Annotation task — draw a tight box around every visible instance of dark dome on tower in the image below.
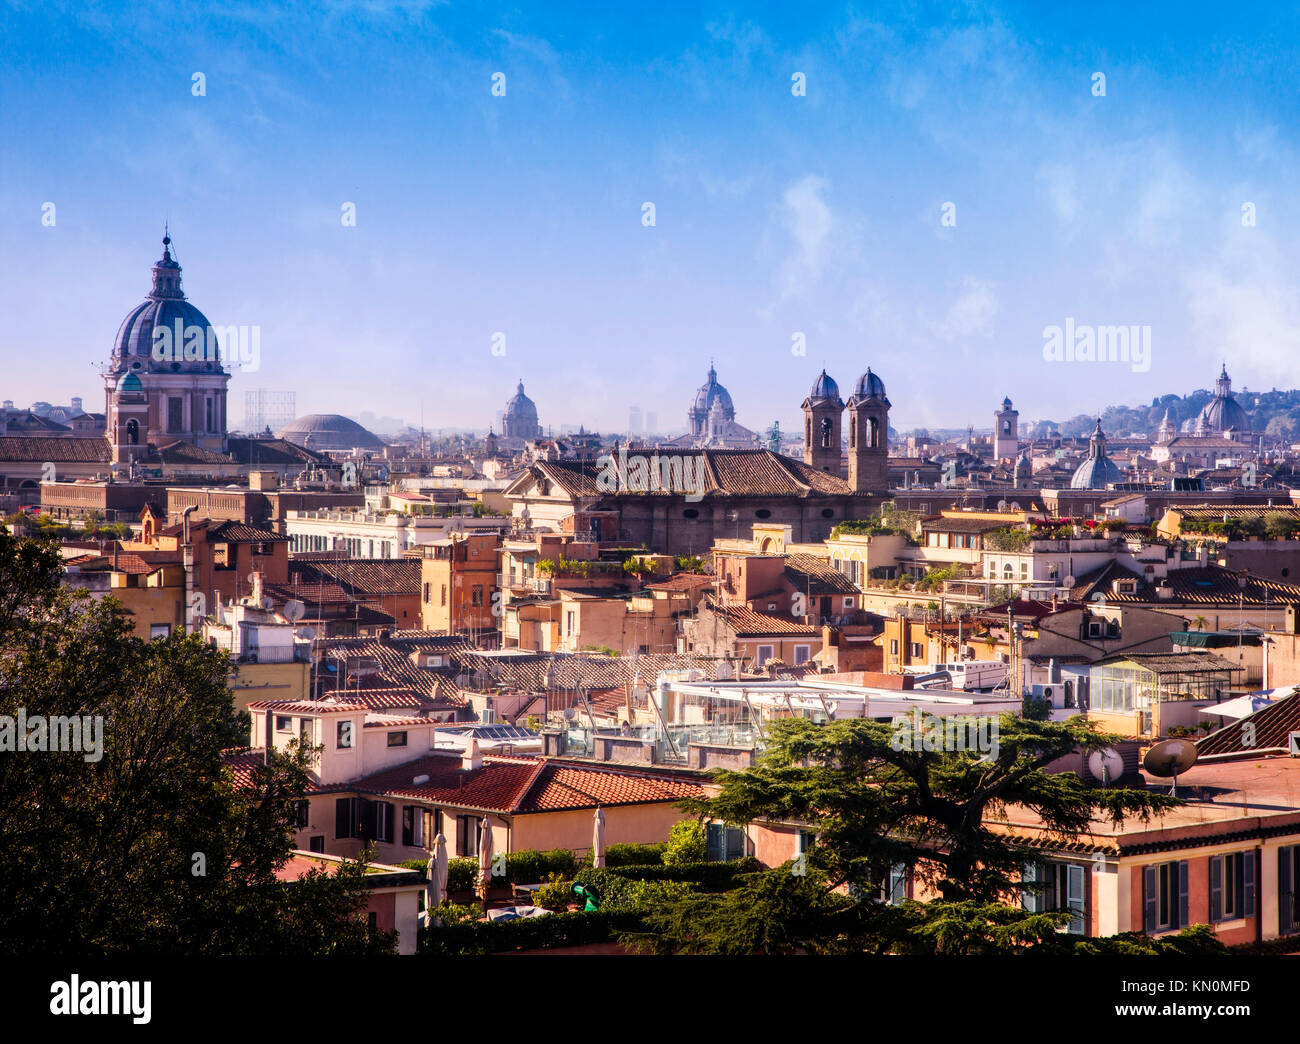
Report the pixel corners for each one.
[807,369,840,402]
[849,367,889,404]
[111,232,226,375]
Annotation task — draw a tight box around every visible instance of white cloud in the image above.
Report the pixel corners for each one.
[933,279,999,341]
[776,174,833,299]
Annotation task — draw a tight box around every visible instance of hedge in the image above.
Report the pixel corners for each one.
[397,850,581,890]
[418,910,647,955]
[604,842,667,867]
[592,857,762,891]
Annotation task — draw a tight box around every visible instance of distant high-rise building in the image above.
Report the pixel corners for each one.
[645,411,657,434]
[628,406,642,435]
[244,390,296,435]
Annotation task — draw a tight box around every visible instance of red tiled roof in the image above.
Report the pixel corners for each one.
[646,572,715,592]
[222,748,266,789]
[246,699,365,713]
[348,752,705,814]
[706,599,820,637]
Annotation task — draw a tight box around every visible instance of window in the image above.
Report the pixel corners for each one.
[843,597,854,610]
[423,582,430,603]
[387,731,408,747]
[1023,861,1086,934]
[1282,845,1299,936]
[440,584,447,606]
[1143,860,1188,934]
[471,585,483,607]
[168,397,183,433]
[336,720,354,749]
[706,823,745,862]
[335,797,359,840]
[275,715,293,732]
[402,805,425,848]
[874,863,908,905]
[309,835,325,853]
[293,801,310,829]
[890,639,899,656]
[456,815,482,857]
[299,717,313,747]
[1210,851,1256,923]
[755,645,774,667]
[149,624,170,639]
[374,802,394,843]
[793,645,811,665]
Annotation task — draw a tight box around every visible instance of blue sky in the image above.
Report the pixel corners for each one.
[3,1,1300,436]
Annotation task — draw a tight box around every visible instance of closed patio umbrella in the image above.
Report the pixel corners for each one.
[477,816,494,901]
[591,806,606,869]
[425,833,448,927]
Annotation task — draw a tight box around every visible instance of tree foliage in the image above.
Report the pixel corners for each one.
[0,527,394,956]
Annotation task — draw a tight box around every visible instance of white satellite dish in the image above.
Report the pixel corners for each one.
[1087,747,1124,786]
[283,599,306,622]
[1062,575,1076,589]
[295,626,316,640]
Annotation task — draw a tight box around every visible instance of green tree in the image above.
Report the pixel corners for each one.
[0,527,395,956]
[635,715,1180,953]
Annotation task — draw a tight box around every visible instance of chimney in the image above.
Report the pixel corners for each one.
[462,737,483,772]
[250,570,264,607]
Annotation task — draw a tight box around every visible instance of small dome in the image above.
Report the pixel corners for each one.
[807,369,840,401]
[277,414,385,450]
[850,368,887,401]
[1070,421,1124,489]
[115,372,144,393]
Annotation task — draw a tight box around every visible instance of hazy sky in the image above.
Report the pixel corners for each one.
[3,1,1300,436]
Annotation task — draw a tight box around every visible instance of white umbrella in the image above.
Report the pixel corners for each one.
[1201,694,1274,720]
[591,806,606,869]
[477,816,494,900]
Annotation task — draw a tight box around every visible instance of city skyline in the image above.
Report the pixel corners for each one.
[5,3,1300,435]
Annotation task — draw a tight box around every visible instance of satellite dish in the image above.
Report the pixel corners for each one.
[261,596,275,611]
[1087,747,1124,786]
[295,626,315,640]
[283,599,306,622]
[1143,739,1199,796]
[1062,575,1076,589]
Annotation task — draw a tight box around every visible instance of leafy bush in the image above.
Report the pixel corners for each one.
[446,858,478,893]
[530,873,575,912]
[605,842,666,867]
[664,820,706,866]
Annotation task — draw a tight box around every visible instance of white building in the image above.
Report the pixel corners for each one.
[284,508,508,560]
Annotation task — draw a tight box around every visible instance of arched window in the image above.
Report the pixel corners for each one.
[1003,564,1014,580]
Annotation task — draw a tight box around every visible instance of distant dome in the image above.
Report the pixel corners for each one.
[277,414,385,451]
[850,368,888,402]
[691,364,734,417]
[807,369,840,402]
[1071,420,1125,489]
[502,380,542,439]
[1198,365,1250,435]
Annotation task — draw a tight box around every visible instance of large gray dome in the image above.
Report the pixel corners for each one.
[277,414,385,451]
